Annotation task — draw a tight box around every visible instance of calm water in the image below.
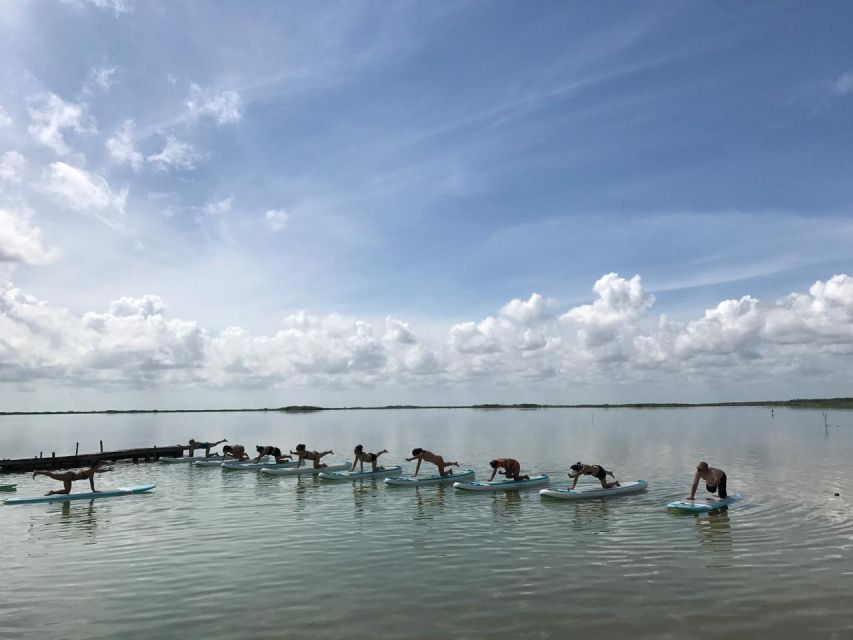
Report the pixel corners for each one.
[1,408,852,640]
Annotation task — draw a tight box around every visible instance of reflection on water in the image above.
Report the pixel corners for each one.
[2,407,853,640]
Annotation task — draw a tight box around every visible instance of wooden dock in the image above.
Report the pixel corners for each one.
[0,445,187,474]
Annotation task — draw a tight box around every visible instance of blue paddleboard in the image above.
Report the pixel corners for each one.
[318,466,402,481]
[3,484,156,505]
[384,469,475,486]
[666,494,742,512]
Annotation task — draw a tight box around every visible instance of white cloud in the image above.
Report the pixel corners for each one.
[187,85,243,125]
[832,71,853,96]
[0,208,56,265]
[105,120,144,171]
[0,105,12,128]
[264,208,289,232]
[27,93,94,155]
[44,162,128,229]
[90,65,119,90]
[147,136,199,171]
[61,0,134,16]
[0,151,27,183]
[204,197,232,216]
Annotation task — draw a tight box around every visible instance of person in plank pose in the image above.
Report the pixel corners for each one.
[222,444,249,461]
[687,461,727,499]
[32,460,107,495]
[488,458,529,482]
[352,445,388,472]
[406,448,459,477]
[188,438,227,457]
[569,462,620,489]
[255,445,291,463]
[291,444,334,468]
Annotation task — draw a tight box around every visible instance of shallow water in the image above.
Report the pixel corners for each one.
[1,408,852,639]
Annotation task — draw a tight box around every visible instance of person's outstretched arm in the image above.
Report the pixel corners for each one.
[688,472,700,499]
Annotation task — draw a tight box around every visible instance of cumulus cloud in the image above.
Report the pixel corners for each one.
[0,208,56,265]
[0,273,852,393]
[27,93,94,155]
[61,0,134,15]
[44,162,128,229]
[204,197,232,216]
[187,85,243,125]
[147,136,199,171]
[0,151,27,183]
[264,208,289,232]
[0,105,12,128]
[106,120,143,171]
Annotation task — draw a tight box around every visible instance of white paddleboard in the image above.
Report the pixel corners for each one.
[454,475,549,491]
[4,484,156,505]
[221,459,296,471]
[160,455,220,464]
[318,466,402,481]
[260,463,350,476]
[384,469,475,486]
[540,480,647,500]
[193,458,241,467]
[667,494,742,512]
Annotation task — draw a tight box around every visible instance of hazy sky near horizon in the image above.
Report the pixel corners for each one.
[1,0,852,410]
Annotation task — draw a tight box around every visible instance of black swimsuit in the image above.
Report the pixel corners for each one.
[591,465,608,481]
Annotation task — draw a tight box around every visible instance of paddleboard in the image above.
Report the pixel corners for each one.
[666,494,742,512]
[0,484,17,492]
[160,455,220,464]
[221,460,296,471]
[259,463,350,476]
[193,458,241,467]
[540,480,647,500]
[318,466,402,481]
[384,469,475,486]
[454,475,549,491]
[3,484,156,505]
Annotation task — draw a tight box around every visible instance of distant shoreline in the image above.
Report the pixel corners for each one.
[1,397,851,416]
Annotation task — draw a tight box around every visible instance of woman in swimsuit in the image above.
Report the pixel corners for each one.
[290,444,334,469]
[488,458,529,481]
[255,445,291,463]
[222,444,249,461]
[569,462,620,489]
[406,448,459,477]
[188,438,227,457]
[33,460,105,495]
[352,445,388,472]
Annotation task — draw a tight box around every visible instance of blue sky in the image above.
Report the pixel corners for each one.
[1,1,852,409]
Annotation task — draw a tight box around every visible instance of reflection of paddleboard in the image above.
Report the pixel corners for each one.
[160,455,219,464]
[384,469,475,486]
[454,475,549,491]
[260,463,350,476]
[666,494,742,512]
[540,480,647,500]
[221,460,296,471]
[0,484,17,492]
[318,466,402,481]
[4,484,156,505]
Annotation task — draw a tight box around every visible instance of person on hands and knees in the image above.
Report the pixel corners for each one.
[488,458,529,481]
[405,448,459,477]
[568,462,620,489]
[352,445,388,472]
[688,461,727,500]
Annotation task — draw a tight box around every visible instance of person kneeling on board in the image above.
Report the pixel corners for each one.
[406,448,459,477]
[291,444,334,469]
[188,438,227,457]
[33,460,108,496]
[222,444,249,461]
[352,445,388,472]
[688,461,727,500]
[255,445,291,463]
[569,462,620,489]
[488,458,529,481]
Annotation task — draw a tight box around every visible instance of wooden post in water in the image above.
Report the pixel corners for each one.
[75,442,79,455]
[100,440,104,453]
[51,452,55,458]
[39,451,43,458]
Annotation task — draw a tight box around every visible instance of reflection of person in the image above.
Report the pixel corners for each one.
[188,438,227,457]
[688,461,727,499]
[406,448,458,477]
[352,445,388,472]
[33,460,105,495]
[255,445,291,463]
[291,444,334,468]
[488,458,529,481]
[222,444,249,461]
[569,462,620,489]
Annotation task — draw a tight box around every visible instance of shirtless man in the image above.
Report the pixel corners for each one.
[352,445,388,472]
[688,461,728,499]
[222,444,249,461]
[406,448,459,477]
[290,444,334,469]
[569,462,620,489]
[489,458,529,481]
[188,438,227,457]
[33,460,105,495]
[255,445,291,463]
